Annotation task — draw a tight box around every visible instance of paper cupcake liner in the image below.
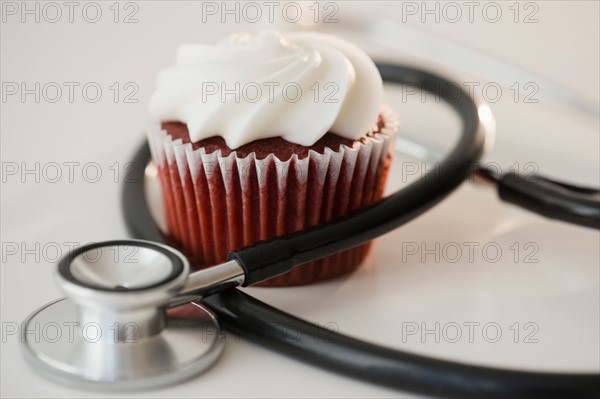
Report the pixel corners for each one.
[147,107,398,286]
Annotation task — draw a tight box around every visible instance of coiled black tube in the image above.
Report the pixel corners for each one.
[201,290,599,399]
[123,63,600,398]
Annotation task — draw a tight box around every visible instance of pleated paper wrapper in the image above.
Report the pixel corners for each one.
[147,108,398,286]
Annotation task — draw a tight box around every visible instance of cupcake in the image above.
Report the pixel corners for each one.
[147,31,398,286]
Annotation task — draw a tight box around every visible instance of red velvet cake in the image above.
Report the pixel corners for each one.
[147,31,399,285]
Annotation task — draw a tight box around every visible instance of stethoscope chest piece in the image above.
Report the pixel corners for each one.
[21,240,224,391]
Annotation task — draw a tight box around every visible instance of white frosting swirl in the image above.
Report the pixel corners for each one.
[148,31,383,148]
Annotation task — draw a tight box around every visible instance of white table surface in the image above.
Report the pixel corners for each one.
[1,1,599,398]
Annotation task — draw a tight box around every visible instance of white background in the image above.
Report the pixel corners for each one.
[1,1,599,398]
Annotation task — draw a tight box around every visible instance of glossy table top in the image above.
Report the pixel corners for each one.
[2,2,599,397]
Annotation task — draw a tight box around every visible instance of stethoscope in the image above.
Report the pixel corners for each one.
[21,64,600,398]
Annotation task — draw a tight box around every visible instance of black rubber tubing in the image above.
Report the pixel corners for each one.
[497,171,600,229]
[122,63,600,398]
